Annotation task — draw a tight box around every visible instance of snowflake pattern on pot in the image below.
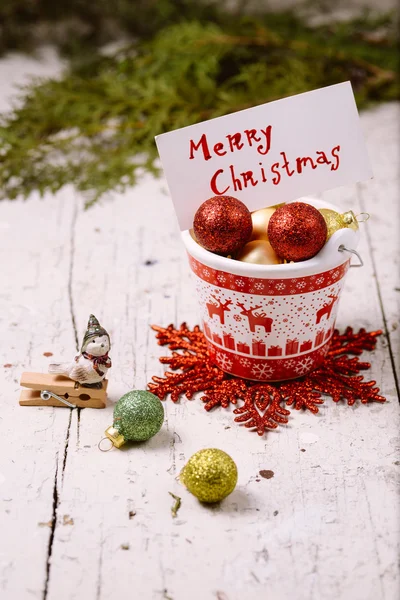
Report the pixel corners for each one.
[188,255,349,296]
[251,363,275,379]
[189,254,350,381]
[215,352,233,371]
[293,356,316,376]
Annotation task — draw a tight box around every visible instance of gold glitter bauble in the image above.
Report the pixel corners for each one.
[237,239,281,265]
[180,448,238,503]
[250,207,276,241]
[319,208,359,240]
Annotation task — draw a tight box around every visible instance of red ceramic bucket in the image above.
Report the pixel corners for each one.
[182,198,359,382]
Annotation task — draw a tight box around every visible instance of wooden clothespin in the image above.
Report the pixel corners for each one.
[19,372,107,409]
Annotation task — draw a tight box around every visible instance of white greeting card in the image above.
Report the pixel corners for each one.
[155,82,372,230]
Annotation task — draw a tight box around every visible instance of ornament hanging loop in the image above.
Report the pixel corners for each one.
[338,245,364,267]
[98,437,114,452]
[356,212,370,223]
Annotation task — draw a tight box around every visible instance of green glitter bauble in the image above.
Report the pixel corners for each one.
[180,448,238,503]
[113,390,164,442]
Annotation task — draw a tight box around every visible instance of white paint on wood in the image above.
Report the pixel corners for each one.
[0,51,398,600]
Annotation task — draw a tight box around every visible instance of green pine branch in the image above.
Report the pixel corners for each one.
[0,15,398,205]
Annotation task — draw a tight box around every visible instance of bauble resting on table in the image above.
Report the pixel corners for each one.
[104,390,165,448]
[180,448,238,503]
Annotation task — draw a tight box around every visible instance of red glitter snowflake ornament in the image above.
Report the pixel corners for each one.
[232,385,290,436]
[148,324,223,403]
[149,324,386,437]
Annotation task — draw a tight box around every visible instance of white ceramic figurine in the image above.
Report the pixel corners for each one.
[49,315,112,388]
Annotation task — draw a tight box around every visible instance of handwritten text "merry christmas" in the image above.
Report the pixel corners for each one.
[189,127,340,195]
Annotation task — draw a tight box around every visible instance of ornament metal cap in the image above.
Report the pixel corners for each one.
[105,425,125,448]
[342,210,359,230]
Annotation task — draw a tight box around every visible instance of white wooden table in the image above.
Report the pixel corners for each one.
[0,51,399,600]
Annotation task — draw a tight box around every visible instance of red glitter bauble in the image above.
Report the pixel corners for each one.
[193,196,253,255]
[267,202,327,262]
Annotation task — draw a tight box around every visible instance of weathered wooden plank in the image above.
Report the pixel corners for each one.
[0,190,78,600]
[358,104,400,380]
[0,47,76,600]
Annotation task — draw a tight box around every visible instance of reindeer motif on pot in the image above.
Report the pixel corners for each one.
[236,301,273,333]
[206,295,232,325]
[316,294,338,324]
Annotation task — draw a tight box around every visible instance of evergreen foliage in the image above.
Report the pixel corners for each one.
[0,9,397,205]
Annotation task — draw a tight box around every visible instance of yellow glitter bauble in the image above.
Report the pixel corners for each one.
[180,448,238,503]
[319,208,359,240]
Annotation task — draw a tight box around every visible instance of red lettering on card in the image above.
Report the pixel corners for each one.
[189,133,211,161]
[210,169,230,195]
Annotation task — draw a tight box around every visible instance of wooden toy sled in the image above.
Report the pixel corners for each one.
[19,372,107,409]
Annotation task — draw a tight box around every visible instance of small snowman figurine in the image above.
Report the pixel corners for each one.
[49,315,111,388]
